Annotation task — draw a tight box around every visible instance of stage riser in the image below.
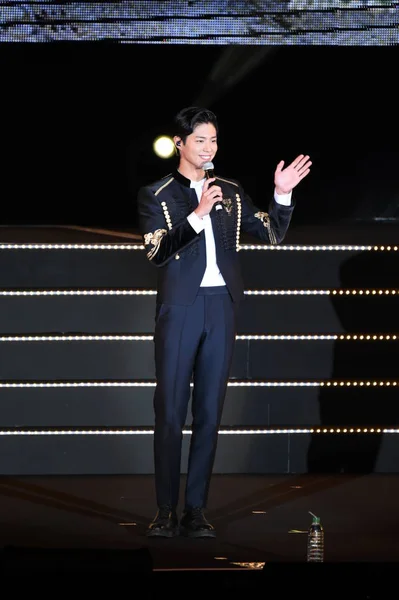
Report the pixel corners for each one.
[0,338,397,379]
[0,433,396,475]
[0,295,397,334]
[0,241,397,475]
[0,247,397,289]
[0,386,396,428]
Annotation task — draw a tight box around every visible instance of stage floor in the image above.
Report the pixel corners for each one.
[1,472,399,566]
[3,473,398,598]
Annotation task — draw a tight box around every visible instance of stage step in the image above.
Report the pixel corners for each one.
[0,430,397,475]
[0,237,397,474]
[0,384,396,428]
[0,336,397,380]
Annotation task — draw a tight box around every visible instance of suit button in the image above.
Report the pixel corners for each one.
[175,254,180,260]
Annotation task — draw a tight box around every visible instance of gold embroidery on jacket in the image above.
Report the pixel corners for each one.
[160,201,172,230]
[254,212,277,245]
[217,176,239,187]
[154,177,174,196]
[222,197,233,215]
[144,228,167,260]
[236,193,242,251]
[150,177,181,260]
[154,178,174,231]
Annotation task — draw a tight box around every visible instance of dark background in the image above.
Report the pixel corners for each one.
[0,42,398,229]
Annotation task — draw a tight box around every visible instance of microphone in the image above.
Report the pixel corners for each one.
[203,161,223,211]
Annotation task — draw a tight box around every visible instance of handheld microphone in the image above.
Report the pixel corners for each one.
[203,161,223,211]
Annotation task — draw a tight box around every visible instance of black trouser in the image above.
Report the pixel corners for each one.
[153,286,236,509]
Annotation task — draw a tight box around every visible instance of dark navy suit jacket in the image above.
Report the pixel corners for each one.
[137,170,295,306]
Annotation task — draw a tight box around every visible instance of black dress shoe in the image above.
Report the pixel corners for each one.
[179,507,216,539]
[146,505,179,538]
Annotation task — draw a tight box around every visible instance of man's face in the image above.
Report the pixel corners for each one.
[177,122,218,171]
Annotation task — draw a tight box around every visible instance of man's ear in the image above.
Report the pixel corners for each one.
[173,137,182,155]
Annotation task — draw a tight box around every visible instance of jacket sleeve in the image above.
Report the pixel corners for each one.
[239,185,295,245]
[136,184,200,267]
